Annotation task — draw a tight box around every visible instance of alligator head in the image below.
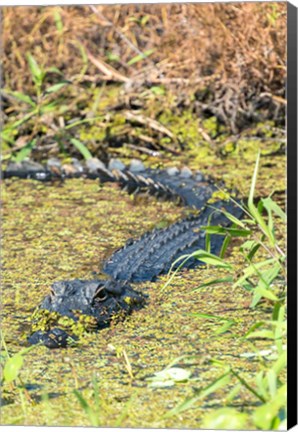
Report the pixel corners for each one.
[28,279,145,348]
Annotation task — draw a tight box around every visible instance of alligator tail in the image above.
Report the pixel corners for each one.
[96,167,183,204]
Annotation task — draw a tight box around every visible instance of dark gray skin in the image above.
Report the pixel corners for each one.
[27,328,75,349]
[41,279,145,322]
[28,279,145,348]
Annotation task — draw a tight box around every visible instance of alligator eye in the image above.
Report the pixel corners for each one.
[93,286,108,302]
[50,289,56,297]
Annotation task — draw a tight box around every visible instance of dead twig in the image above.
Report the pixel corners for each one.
[125,143,162,157]
[84,45,130,83]
[124,111,175,140]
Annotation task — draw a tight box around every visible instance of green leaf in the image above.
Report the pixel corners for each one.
[5,109,38,131]
[251,287,278,307]
[188,312,235,334]
[53,8,64,33]
[1,129,15,145]
[221,210,247,228]
[240,240,257,250]
[202,408,248,430]
[204,210,215,252]
[27,53,44,85]
[262,197,286,222]
[40,102,59,113]
[233,258,281,288]
[240,239,261,261]
[202,226,251,236]
[3,354,24,383]
[274,306,286,354]
[5,90,36,107]
[253,384,286,430]
[191,250,233,269]
[114,394,136,427]
[250,291,262,308]
[257,198,264,214]
[151,86,165,96]
[64,116,104,130]
[267,369,277,398]
[246,329,275,339]
[250,263,281,307]
[46,66,63,75]
[230,368,266,403]
[248,152,276,245]
[268,207,275,238]
[272,350,287,376]
[255,370,268,399]
[140,15,150,26]
[73,390,100,427]
[242,321,265,339]
[188,312,232,322]
[106,52,120,62]
[163,371,231,418]
[259,264,281,287]
[70,138,93,160]
[162,250,232,293]
[73,388,89,408]
[220,234,231,258]
[272,302,282,320]
[205,230,211,253]
[91,374,100,412]
[14,139,37,162]
[241,218,256,225]
[225,383,242,403]
[248,150,260,205]
[75,42,88,79]
[190,370,231,400]
[1,344,36,384]
[44,82,68,94]
[127,49,155,66]
[215,320,236,335]
[192,276,233,291]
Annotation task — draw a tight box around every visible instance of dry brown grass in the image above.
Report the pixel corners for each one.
[3,3,286,131]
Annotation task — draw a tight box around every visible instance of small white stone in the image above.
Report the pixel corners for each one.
[86,157,105,172]
[22,160,44,171]
[47,158,62,169]
[72,158,84,172]
[129,159,145,173]
[180,166,192,178]
[166,167,180,176]
[108,158,126,171]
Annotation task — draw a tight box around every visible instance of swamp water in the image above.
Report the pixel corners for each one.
[1,151,284,427]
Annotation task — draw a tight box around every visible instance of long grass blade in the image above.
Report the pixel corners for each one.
[163,371,231,418]
[192,276,233,291]
[70,138,93,160]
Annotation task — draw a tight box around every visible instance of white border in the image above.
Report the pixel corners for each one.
[0,0,294,6]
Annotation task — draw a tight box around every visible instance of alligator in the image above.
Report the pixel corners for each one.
[3,158,243,348]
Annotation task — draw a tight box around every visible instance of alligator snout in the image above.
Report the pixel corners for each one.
[28,278,145,348]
